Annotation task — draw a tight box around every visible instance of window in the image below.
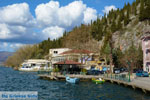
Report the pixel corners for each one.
[54,51,58,54]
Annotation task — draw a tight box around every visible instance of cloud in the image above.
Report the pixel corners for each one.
[42,26,65,40]
[0,3,35,26]
[35,0,97,28]
[0,42,25,51]
[0,3,39,43]
[0,24,12,39]
[102,5,117,14]
[0,1,98,51]
[83,7,97,24]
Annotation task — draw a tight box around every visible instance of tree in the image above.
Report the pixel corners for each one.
[91,18,104,40]
[113,48,124,68]
[119,10,124,22]
[139,0,144,21]
[132,1,137,15]
[100,31,114,73]
[144,0,150,20]
[124,3,130,26]
[120,42,143,74]
[111,20,117,33]
[117,17,122,30]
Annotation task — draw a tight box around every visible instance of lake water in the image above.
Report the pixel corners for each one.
[0,67,150,100]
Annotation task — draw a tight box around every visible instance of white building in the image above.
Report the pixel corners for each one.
[49,48,71,64]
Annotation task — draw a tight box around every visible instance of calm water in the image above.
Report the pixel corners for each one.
[0,67,150,100]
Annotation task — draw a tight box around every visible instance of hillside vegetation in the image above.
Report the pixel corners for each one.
[5,0,150,71]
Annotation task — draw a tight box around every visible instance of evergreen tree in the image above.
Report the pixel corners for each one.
[136,0,140,6]
[134,2,137,15]
[111,20,117,33]
[139,0,144,21]
[117,17,122,30]
[119,10,124,21]
[145,0,150,20]
[124,16,128,26]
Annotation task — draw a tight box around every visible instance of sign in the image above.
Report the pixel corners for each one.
[0,91,38,100]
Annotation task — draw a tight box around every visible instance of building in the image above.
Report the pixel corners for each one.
[49,48,112,71]
[141,31,150,72]
[19,59,50,71]
[53,60,82,74]
[49,48,71,64]
[60,49,94,63]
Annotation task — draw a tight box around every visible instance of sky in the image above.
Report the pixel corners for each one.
[0,0,135,52]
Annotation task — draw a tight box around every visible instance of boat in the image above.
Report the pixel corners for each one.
[19,59,50,72]
[92,78,105,84]
[66,76,80,84]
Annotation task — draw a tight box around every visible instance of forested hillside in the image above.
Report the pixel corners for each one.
[5,0,150,69]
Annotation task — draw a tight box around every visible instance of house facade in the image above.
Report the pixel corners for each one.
[141,32,150,72]
[49,48,71,64]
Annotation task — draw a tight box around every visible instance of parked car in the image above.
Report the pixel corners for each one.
[86,70,104,75]
[113,68,120,74]
[136,71,149,77]
[133,69,143,73]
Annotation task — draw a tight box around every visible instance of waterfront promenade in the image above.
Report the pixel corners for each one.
[38,74,150,93]
[130,77,150,92]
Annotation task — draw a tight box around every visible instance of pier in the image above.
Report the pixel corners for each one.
[38,74,150,94]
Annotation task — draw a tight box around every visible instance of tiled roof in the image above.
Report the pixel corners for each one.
[60,49,93,55]
[54,60,81,65]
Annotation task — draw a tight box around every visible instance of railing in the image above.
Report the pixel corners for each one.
[38,70,134,82]
[103,74,134,82]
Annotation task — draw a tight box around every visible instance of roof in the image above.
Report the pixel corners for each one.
[54,60,82,65]
[60,49,93,55]
[141,31,150,40]
[25,59,49,62]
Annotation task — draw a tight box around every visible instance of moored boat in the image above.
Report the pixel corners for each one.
[92,78,105,84]
[19,59,50,72]
[66,76,80,84]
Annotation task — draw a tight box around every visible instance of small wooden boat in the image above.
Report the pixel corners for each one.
[92,78,105,84]
[66,76,80,84]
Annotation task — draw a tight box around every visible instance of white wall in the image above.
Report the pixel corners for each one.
[49,48,70,57]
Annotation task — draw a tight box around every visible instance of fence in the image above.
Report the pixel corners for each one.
[103,73,133,82]
[38,70,134,82]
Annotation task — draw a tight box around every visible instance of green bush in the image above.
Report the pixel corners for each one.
[53,67,59,72]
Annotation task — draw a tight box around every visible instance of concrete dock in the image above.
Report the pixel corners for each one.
[38,74,150,94]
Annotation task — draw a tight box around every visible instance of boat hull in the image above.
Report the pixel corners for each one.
[92,78,105,84]
[66,76,80,84]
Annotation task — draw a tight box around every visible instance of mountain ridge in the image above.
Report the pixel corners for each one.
[0,51,13,64]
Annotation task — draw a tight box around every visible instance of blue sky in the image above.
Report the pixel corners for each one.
[0,0,135,52]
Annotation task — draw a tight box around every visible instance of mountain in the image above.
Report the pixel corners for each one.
[0,51,13,64]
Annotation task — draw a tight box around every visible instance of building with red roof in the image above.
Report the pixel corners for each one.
[53,60,82,74]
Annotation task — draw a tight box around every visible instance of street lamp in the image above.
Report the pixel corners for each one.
[127,60,131,82]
